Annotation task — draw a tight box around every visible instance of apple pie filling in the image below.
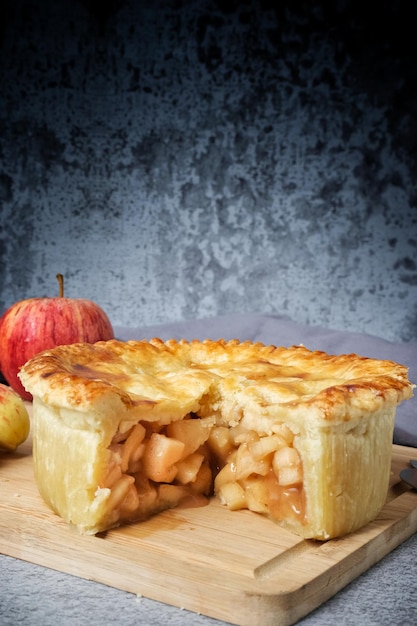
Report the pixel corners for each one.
[99,412,305,529]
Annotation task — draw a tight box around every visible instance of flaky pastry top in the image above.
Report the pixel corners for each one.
[19,338,414,430]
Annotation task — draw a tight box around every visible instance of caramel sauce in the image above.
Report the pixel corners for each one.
[265,470,306,522]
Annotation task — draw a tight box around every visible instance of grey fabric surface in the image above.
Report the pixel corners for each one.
[1,314,416,625]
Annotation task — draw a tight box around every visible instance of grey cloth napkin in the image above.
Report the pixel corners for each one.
[114,313,417,448]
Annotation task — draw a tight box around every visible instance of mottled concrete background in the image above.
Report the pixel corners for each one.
[1,0,416,342]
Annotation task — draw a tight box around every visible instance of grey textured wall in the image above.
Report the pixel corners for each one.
[1,0,416,342]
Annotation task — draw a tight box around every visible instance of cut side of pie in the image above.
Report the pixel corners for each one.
[19,338,414,540]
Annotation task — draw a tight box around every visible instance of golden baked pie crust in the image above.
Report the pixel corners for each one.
[19,338,414,539]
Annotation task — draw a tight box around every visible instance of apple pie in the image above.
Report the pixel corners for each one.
[19,338,414,540]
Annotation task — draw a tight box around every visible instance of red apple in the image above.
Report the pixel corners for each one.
[0,274,115,400]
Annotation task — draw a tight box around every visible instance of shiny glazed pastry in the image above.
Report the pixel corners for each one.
[19,338,414,539]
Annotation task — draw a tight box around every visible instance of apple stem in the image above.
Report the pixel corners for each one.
[56,273,65,298]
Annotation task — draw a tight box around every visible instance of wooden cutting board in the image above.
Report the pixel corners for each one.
[1,412,417,626]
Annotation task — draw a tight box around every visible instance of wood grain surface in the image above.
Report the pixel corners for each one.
[1,412,416,626]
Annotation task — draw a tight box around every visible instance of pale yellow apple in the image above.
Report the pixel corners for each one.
[0,383,30,451]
